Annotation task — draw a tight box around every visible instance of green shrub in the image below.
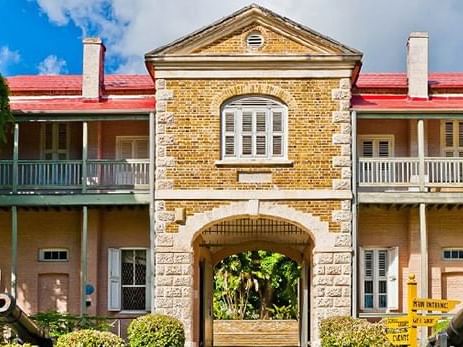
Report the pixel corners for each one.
[56,329,124,347]
[320,316,392,347]
[128,314,185,347]
[0,344,34,347]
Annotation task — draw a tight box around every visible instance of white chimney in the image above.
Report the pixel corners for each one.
[407,32,429,99]
[82,37,105,99]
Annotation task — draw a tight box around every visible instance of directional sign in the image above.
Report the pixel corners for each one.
[411,315,441,327]
[387,332,410,345]
[385,317,409,328]
[412,298,460,312]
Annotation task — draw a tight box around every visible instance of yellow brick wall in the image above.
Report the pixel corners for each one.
[163,200,341,234]
[193,25,314,55]
[164,79,341,190]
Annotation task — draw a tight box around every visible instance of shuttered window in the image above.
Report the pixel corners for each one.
[41,123,70,160]
[116,137,149,159]
[360,247,399,311]
[108,248,150,312]
[441,120,463,157]
[221,96,287,160]
[358,136,394,157]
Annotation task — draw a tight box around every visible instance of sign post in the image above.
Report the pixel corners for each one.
[407,274,417,347]
[384,274,460,347]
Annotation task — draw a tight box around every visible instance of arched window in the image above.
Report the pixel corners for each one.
[221,96,287,160]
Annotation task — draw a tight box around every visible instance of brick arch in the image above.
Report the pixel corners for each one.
[209,83,298,114]
[173,201,337,252]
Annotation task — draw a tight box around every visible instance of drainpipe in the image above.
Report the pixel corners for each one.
[351,110,358,318]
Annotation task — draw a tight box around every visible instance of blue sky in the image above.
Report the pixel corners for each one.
[1,0,463,76]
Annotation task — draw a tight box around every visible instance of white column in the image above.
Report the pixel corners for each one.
[418,119,425,191]
[82,121,88,192]
[12,123,19,192]
[149,111,156,312]
[80,206,88,315]
[10,206,17,298]
[351,111,358,317]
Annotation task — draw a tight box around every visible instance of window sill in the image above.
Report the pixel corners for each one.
[215,159,293,168]
[117,310,149,315]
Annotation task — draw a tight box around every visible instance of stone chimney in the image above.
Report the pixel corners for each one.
[82,37,105,99]
[407,32,429,99]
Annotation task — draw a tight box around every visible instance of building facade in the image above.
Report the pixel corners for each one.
[1,5,463,347]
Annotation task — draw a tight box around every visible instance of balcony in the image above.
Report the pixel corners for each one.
[358,157,463,190]
[0,159,149,192]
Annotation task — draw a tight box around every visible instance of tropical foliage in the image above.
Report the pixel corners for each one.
[213,251,300,320]
[0,74,13,143]
[31,311,111,339]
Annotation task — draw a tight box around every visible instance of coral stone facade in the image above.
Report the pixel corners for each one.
[3,4,463,347]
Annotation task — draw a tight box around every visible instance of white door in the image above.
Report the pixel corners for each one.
[115,137,149,186]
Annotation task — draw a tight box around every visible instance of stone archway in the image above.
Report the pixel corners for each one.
[154,202,352,347]
[194,216,313,347]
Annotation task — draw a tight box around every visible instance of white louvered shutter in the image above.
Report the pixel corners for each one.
[224,111,236,156]
[118,140,133,160]
[255,111,267,155]
[378,141,390,157]
[145,249,152,311]
[134,139,149,159]
[272,111,283,156]
[387,247,399,311]
[359,247,366,310]
[241,111,253,156]
[108,248,121,311]
[362,141,373,157]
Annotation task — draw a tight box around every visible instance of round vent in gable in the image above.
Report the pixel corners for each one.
[246,33,264,49]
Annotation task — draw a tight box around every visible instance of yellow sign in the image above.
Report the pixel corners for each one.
[387,333,410,345]
[412,298,460,312]
[411,315,440,327]
[385,317,409,328]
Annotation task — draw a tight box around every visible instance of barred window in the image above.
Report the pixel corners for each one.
[221,96,287,160]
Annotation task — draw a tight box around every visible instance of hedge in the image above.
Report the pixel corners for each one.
[320,316,393,347]
[128,314,185,347]
[56,329,125,347]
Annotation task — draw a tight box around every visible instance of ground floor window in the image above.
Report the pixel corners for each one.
[359,247,398,311]
[108,248,150,312]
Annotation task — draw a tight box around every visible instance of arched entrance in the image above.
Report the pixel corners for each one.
[193,217,313,347]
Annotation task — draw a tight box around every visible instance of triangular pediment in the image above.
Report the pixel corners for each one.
[146,4,361,57]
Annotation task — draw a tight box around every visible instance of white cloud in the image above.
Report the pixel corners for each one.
[33,0,463,73]
[38,55,68,75]
[0,46,21,75]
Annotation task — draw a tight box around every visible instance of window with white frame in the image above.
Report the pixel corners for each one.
[38,248,69,262]
[443,248,463,260]
[221,96,287,160]
[441,120,463,157]
[108,248,150,312]
[360,247,399,311]
[116,136,149,159]
[41,123,70,160]
[358,135,394,157]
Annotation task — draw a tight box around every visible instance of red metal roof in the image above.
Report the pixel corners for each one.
[10,97,155,112]
[352,94,463,111]
[356,72,463,90]
[6,74,154,94]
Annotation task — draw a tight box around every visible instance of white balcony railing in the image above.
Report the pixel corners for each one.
[359,157,463,188]
[359,157,419,187]
[0,159,150,191]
